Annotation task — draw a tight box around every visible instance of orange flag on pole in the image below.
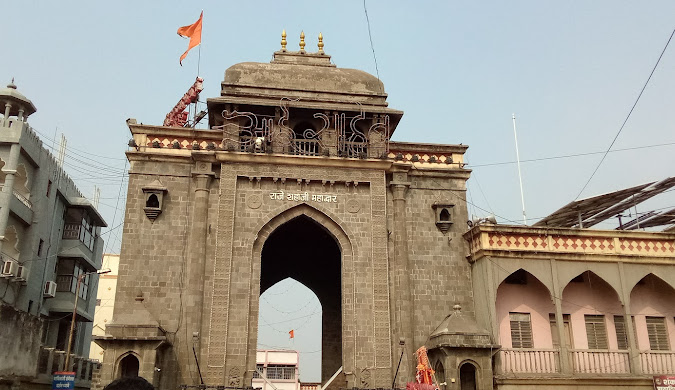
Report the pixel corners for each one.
[289,330,294,339]
[177,11,203,65]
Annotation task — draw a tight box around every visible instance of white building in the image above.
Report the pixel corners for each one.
[90,254,119,360]
[253,350,300,390]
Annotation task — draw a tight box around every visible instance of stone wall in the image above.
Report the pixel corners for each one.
[0,303,44,380]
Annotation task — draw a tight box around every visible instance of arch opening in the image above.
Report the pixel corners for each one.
[496,269,555,349]
[259,214,342,383]
[119,354,139,378]
[459,362,476,390]
[630,274,675,351]
[146,194,159,208]
[434,360,445,390]
[561,271,623,351]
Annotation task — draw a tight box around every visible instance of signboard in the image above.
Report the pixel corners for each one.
[52,372,75,390]
[654,376,675,390]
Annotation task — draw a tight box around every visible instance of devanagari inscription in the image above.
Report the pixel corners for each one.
[269,191,337,203]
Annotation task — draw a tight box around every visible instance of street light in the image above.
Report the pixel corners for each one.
[64,268,111,371]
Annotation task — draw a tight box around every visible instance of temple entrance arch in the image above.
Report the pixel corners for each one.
[250,204,353,383]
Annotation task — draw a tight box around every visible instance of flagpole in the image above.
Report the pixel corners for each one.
[512,113,528,225]
[197,9,203,77]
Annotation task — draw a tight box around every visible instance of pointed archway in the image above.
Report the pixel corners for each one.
[251,204,352,384]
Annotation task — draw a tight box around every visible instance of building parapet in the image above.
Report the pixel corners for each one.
[127,123,469,171]
[465,224,675,264]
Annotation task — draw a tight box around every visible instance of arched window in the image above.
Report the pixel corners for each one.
[439,208,451,222]
[146,194,159,208]
[119,354,139,378]
[434,361,446,390]
[459,362,476,390]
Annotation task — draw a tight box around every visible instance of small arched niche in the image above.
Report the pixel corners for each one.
[142,179,167,222]
[432,203,454,234]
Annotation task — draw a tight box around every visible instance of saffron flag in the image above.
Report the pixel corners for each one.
[289,330,294,339]
[177,11,203,65]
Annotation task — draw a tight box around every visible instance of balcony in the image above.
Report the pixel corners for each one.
[499,348,560,374]
[0,184,33,224]
[640,351,675,374]
[498,348,675,376]
[571,349,630,374]
[34,346,98,386]
[292,139,320,156]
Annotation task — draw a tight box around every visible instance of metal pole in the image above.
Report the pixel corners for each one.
[512,114,528,225]
[64,274,83,371]
[392,347,405,388]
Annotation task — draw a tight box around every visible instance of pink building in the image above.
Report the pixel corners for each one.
[467,224,675,389]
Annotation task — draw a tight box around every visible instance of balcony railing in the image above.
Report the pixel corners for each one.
[498,349,638,375]
[0,184,33,210]
[292,139,319,156]
[571,350,630,374]
[499,348,560,373]
[12,189,32,209]
[640,351,675,374]
[36,346,98,383]
[340,141,367,158]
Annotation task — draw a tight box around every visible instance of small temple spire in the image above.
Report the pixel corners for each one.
[299,31,306,53]
[318,32,324,54]
[281,29,287,52]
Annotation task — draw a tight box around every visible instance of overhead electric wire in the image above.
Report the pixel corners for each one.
[468,141,675,168]
[33,128,128,161]
[363,0,380,80]
[575,27,675,200]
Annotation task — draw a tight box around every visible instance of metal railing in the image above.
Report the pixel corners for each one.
[37,346,97,383]
[499,348,560,373]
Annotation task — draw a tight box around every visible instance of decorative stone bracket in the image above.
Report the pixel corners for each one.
[432,203,454,234]
[142,179,168,222]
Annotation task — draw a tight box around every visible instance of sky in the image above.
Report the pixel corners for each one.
[2,0,675,382]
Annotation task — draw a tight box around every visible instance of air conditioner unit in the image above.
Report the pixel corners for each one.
[43,281,57,298]
[1,259,18,278]
[13,265,28,283]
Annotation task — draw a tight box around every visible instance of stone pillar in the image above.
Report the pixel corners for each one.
[3,102,11,127]
[0,143,22,255]
[389,170,414,387]
[618,262,641,374]
[321,297,342,382]
[550,259,570,374]
[186,166,213,384]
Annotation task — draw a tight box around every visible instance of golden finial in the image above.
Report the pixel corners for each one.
[318,32,324,54]
[299,31,306,53]
[281,29,287,52]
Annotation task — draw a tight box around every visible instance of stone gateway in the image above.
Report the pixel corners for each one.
[95,36,494,390]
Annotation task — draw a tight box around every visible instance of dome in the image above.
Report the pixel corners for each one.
[0,80,36,117]
[217,51,390,109]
